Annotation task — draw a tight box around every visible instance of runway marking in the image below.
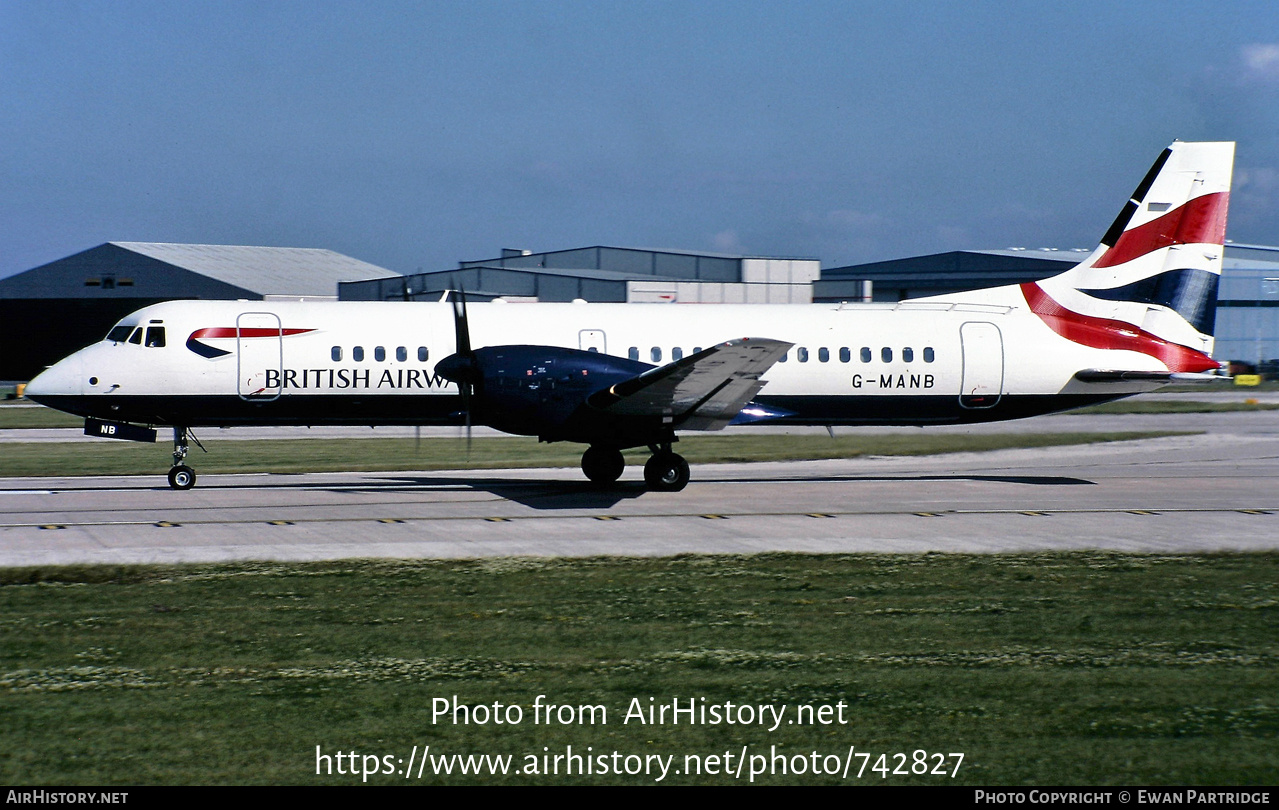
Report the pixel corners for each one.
[806,513,835,518]
[2,507,1275,531]
[153,521,180,528]
[266,520,295,526]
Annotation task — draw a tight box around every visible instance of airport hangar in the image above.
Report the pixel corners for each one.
[0,242,395,382]
[3,241,1278,383]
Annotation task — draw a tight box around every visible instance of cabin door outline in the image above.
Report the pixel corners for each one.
[237,312,283,401]
[959,321,1004,409]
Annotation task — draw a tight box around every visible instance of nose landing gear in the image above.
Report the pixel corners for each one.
[167,427,203,490]
[168,464,196,490]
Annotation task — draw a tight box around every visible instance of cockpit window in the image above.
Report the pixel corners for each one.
[106,325,134,342]
[128,327,143,345]
[145,326,166,348]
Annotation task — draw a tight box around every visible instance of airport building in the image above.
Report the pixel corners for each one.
[0,242,392,381]
[814,248,1093,302]
[338,246,819,304]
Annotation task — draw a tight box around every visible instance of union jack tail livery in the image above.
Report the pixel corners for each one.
[921,141,1233,375]
[1030,141,1233,372]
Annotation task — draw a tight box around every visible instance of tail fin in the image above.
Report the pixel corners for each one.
[1030,141,1234,369]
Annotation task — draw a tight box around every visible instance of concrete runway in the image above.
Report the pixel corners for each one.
[2,409,1277,564]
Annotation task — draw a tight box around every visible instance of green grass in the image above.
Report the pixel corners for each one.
[1,553,1275,785]
[0,404,83,428]
[0,431,1189,478]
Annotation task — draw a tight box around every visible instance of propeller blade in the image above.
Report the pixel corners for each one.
[464,406,472,459]
[452,282,471,357]
[448,280,475,457]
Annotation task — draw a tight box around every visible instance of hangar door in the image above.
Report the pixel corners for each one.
[959,321,1003,409]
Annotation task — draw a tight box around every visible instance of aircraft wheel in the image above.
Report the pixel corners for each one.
[168,465,197,491]
[643,452,690,492]
[581,446,625,484]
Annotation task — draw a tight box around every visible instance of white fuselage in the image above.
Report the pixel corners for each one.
[27,294,1167,431]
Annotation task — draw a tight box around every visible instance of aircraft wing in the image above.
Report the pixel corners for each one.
[587,338,792,431]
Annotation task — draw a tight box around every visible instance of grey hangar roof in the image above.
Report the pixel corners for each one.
[0,242,395,381]
[0,242,393,300]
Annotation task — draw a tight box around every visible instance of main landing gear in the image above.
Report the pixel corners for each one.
[167,427,202,490]
[581,445,625,485]
[579,442,690,492]
[643,445,690,492]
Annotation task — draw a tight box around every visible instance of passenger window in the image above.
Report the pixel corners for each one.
[924,347,935,363]
[396,346,407,362]
[778,352,788,363]
[628,347,639,361]
[128,328,143,345]
[818,347,829,363]
[375,346,386,362]
[332,346,342,362]
[672,347,684,361]
[651,347,662,362]
[798,347,809,363]
[418,346,429,362]
[903,347,914,363]
[860,347,871,363]
[881,347,893,363]
[145,327,166,348]
[353,346,365,362]
[693,346,703,354]
[839,347,851,363]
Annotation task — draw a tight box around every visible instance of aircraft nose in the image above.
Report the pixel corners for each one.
[24,353,84,401]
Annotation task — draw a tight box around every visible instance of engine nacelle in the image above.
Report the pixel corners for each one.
[437,344,652,442]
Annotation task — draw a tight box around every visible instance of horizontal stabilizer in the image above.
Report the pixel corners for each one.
[1073,369,1226,384]
[1073,369,1176,383]
[588,338,792,431]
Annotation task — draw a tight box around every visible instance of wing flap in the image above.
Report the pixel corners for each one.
[587,338,792,430]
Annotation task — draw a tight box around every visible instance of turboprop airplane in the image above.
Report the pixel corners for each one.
[25,140,1234,491]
